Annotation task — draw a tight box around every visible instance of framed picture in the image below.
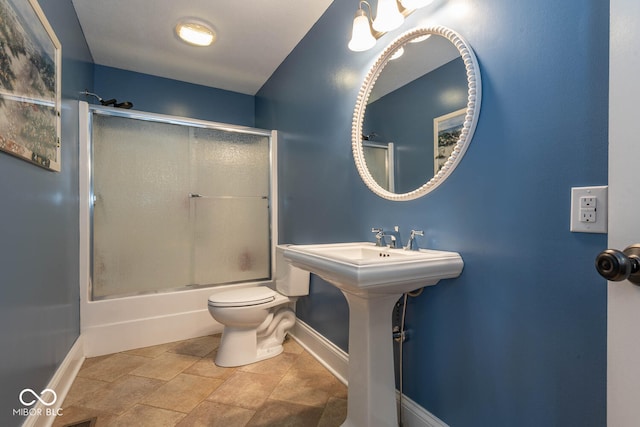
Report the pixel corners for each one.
[434,108,466,174]
[0,0,61,171]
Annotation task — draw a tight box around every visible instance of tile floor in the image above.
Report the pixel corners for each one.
[54,335,347,427]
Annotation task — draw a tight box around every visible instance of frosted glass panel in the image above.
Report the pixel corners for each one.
[190,129,270,285]
[190,128,270,197]
[90,112,272,299]
[92,115,191,298]
[192,198,270,285]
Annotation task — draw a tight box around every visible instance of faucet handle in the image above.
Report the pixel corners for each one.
[371,228,385,247]
[405,230,424,251]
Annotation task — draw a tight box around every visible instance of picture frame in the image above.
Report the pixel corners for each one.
[434,108,466,175]
[0,0,61,171]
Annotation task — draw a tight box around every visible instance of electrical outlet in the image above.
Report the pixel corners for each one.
[570,186,608,233]
[580,196,596,209]
[580,209,596,222]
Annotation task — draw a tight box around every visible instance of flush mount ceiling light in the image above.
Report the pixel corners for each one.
[348,0,434,52]
[175,19,216,47]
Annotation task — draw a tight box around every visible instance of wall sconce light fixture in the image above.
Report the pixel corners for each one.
[348,2,377,51]
[348,0,434,52]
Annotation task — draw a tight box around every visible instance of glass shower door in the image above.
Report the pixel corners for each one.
[91,112,271,299]
[189,127,270,286]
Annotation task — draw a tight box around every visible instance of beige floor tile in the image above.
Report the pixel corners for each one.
[238,351,298,377]
[176,400,255,427]
[290,351,330,374]
[61,376,109,406]
[130,352,200,381]
[317,397,348,427]
[52,406,116,427]
[80,354,111,370]
[169,335,220,357]
[143,373,224,413]
[184,352,237,380]
[77,375,164,415]
[246,399,324,427]
[124,341,180,358]
[110,404,186,426]
[269,367,347,408]
[77,353,149,382]
[59,335,347,427]
[282,337,304,354]
[207,371,281,410]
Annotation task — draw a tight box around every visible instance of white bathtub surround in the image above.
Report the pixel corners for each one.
[80,285,227,356]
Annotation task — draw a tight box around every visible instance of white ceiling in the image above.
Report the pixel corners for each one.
[72,0,334,95]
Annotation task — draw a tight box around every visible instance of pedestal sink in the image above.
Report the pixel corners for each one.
[283,242,463,426]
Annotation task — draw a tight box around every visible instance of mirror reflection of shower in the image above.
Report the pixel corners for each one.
[81,90,133,109]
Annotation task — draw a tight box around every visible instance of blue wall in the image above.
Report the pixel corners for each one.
[93,65,255,127]
[0,1,92,425]
[256,0,608,426]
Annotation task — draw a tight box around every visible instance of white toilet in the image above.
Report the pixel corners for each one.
[207,245,309,367]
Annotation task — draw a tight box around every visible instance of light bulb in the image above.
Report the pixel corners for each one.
[348,10,376,52]
[372,0,404,32]
[400,0,434,9]
[176,21,216,47]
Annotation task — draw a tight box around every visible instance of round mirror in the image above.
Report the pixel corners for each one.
[352,26,481,201]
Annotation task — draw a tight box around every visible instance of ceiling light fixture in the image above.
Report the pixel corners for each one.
[348,0,433,52]
[175,19,216,47]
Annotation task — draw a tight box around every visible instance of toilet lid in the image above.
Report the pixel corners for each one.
[208,287,276,307]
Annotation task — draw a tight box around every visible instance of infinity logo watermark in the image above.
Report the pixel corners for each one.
[19,388,57,406]
[12,388,62,417]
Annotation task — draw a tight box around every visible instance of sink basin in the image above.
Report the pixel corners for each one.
[283,242,463,296]
[283,242,463,426]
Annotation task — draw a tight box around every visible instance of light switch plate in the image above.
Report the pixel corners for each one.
[570,186,608,233]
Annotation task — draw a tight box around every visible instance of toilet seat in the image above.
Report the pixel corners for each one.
[208,287,276,308]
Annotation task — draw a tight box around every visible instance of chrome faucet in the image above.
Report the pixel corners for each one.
[371,228,385,247]
[404,230,424,251]
[371,226,403,249]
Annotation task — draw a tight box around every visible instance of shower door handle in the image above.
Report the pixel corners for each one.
[188,193,203,198]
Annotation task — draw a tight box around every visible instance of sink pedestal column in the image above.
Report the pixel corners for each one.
[340,291,401,427]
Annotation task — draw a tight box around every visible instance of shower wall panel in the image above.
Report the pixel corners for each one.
[91,113,271,299]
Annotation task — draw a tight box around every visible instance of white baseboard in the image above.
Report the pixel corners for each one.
[83,309,221,357]
[399,391,449,427]
[289,319,448,427]
[21,336,85,427]
[290,319,349,384]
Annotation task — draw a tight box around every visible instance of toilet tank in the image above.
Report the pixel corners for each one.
[275,245,310,296]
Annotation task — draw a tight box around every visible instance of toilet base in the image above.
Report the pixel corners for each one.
[214,328,286,367]
[214,307,295,367]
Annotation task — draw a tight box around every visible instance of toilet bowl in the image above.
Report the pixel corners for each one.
[208,245,310,367]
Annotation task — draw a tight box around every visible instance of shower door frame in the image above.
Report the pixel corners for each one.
[78,101,279,356]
